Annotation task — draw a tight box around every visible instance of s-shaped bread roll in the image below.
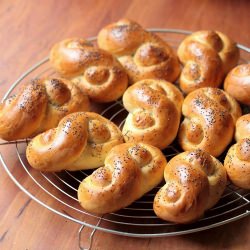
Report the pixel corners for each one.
[97,19,180,84]
[235,114,250,141]
[177,30,239,93]
[78,142,166,214]
[0,77,89,141]
[224,138,250,189]
[224,64,250,105]
[122,79,184,149]
[50,38,128,103]
[26,112,124,171]
[178,87,241,157]
[224,114,250,189]
[154,149,227,223]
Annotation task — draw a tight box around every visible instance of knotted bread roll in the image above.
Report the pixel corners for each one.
[154,149,227,223]
[177,30,239,93]
[0,77,89,141]
[78,142,166,214]
[224,64,250,105]
[50,38,128,102]
[122,79,184,149]
[178,87,242,157]
[97,19,180,84]
[235,114,250,141]
[26,112,124,171]
[224,138,250,189]
[224,114,250,189]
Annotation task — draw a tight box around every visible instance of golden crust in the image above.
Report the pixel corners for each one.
[0,77,89,141]
[97,19,181,84]
[225,114,250,189]
[178,87,241,157]
[77,142,166,214]
[235,114,250,142]
[224,64,250,105]
[177,30,239,93]
[154,149,227,223]
[224,138,250,189]
[122,79,184,149]
[50,38,128,103]
[26,112,124,171]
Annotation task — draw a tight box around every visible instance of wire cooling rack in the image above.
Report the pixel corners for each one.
[0,29,250,250]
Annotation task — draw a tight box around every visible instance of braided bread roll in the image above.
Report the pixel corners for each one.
[0,78,89,141]
[122,79,184,149]
[154,149,227,223]
[178,87,242,157]
[26,112,124,171]
[235,114,250,141]
[78,142,166,214]
[225,114,250,189]
[50,38,128,103]
[177,30,239,93]
[97,19,180,84]
[224,64,250,105]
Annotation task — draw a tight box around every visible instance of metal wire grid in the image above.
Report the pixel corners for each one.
[0,30,250,242]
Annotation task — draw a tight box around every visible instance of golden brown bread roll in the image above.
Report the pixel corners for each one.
[122,79,184,149]
[78,142,166,214]
[177,30,239,93]
[97,19,181,84]
[224,138,250,189]
[0,77,89,141]
[50,38,128,102]
[225,114,250,189]
[235,114,250,141]
[178,87,242,157]
[26,112,124,171]
[154,149,227,223]
[224,64,250,105]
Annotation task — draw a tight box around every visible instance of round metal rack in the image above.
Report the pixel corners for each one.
[0,29,249,250]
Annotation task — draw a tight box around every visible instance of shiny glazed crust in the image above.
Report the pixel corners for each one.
[224,64,250,105]
[224,138,250,189]
[154,149,227,223]
[0,77,89,141]
[26,112,124,171]
[97,19,181,84]
[235,114,250,142]
[122,79,184,149]
[178,87,241,157]
[225,114,250,189]
[50,38,128,102]
[177,30,239,93]
[78,142,166,214]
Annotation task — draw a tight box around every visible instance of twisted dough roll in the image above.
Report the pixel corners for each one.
[122,79,184,149]
[26,112,124,171]
[224,64,250,105]
[154,149,227,223]
[225,114,250,189]
[178,87,242,157]
[224,138,250,189]
[235,114,250,141]
[177,30,239,93]
[78,142,166,214]
[97,19,180,84]
[0,78,89,141]
[50,38,128,102]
